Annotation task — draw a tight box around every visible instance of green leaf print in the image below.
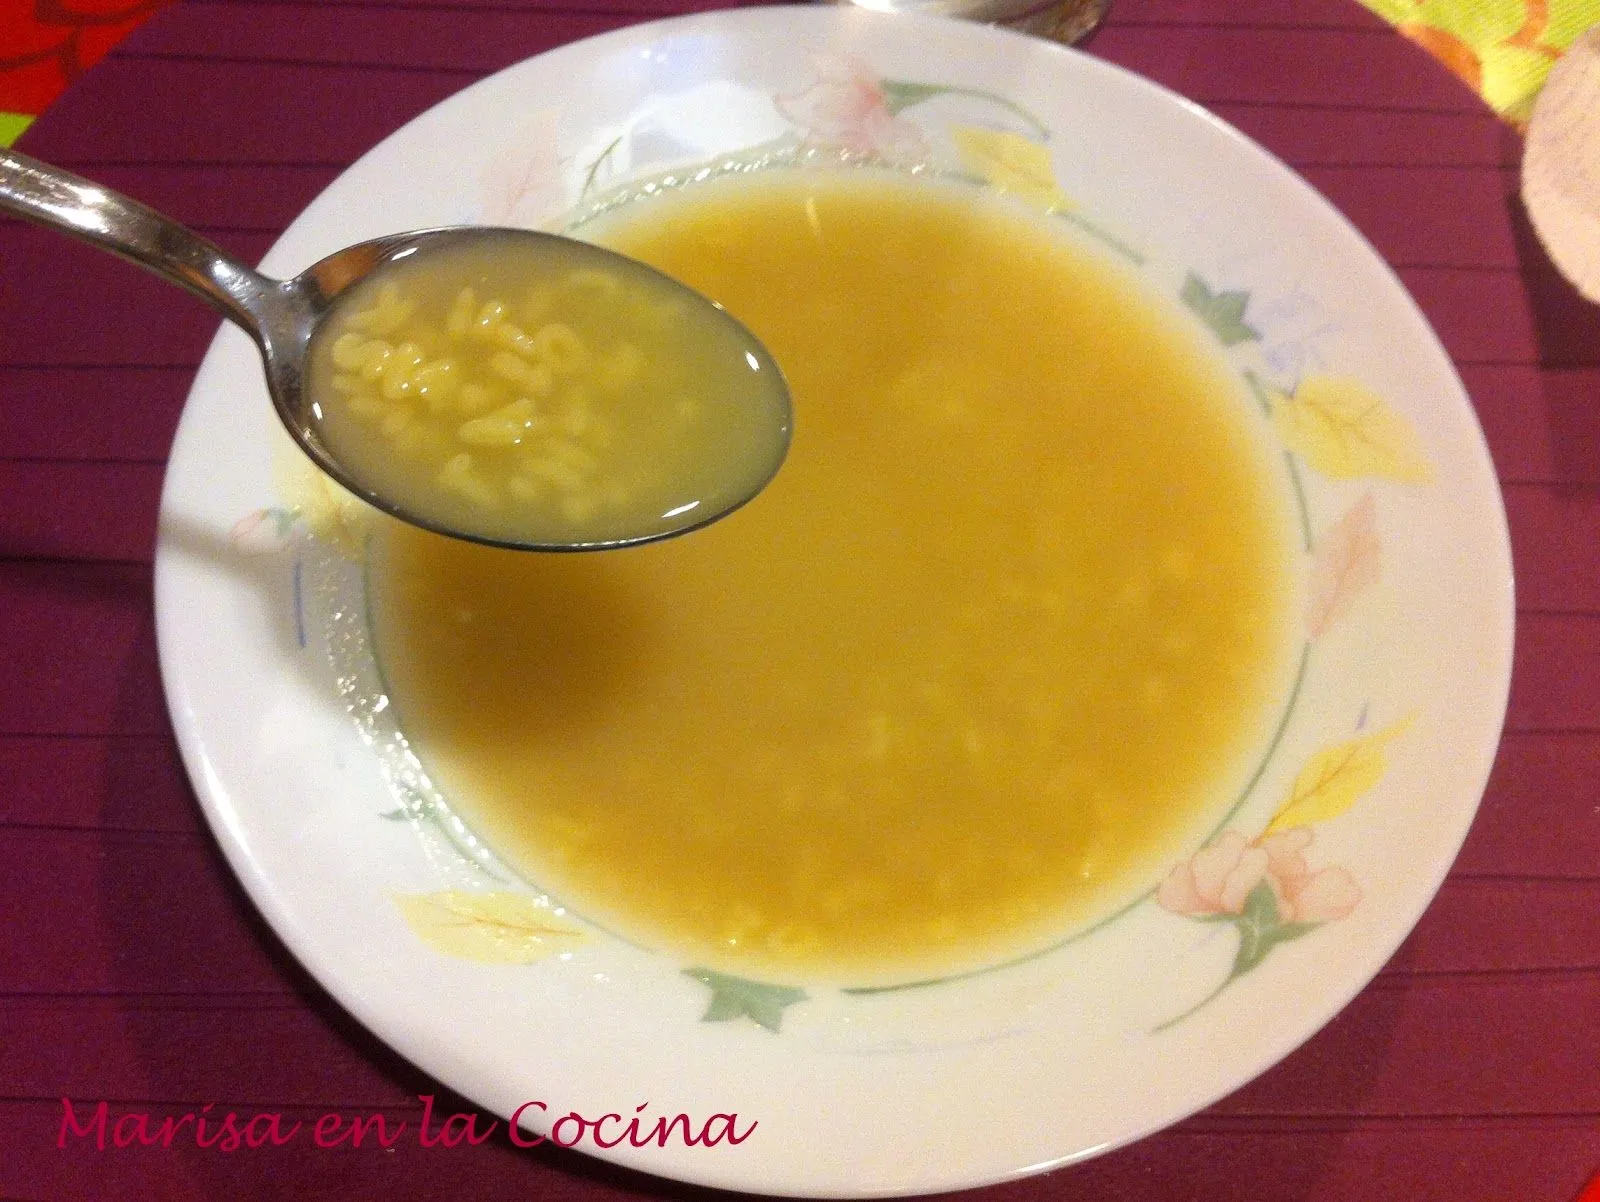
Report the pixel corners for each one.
[1180,274,1261,346]
[686,968,807,1033]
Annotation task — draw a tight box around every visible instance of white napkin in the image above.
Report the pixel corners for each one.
[1523,24,1600,303]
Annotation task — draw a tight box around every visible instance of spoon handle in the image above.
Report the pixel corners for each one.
[0,147,275,332]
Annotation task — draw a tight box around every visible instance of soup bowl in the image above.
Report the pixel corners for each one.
[156,7,1514,1196]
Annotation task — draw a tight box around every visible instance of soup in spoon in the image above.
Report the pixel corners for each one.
[307,233,791,548]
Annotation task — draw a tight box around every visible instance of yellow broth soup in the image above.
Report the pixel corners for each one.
[372,170,1297,986]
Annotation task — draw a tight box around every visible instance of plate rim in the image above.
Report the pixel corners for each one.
[153,7,1517,1196]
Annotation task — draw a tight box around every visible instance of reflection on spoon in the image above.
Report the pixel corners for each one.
[0,148,793,551]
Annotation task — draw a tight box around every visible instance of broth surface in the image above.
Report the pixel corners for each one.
[373,171,1295,985]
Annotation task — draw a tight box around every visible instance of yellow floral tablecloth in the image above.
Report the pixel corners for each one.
[1357,0,1599,121]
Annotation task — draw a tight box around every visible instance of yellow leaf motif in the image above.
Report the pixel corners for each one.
[1266,717,1413,834]
[393,891,584,964]
[950,125,1072,212]
[1270,376,1434,483]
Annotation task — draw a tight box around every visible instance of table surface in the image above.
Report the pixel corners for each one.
[2,1,1598,1199]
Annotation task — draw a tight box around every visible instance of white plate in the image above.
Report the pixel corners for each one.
[155,8,1514,1196]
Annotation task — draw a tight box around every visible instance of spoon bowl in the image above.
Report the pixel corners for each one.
[0,148,792,550]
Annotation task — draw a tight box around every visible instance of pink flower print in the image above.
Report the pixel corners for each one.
[1160,827,1361,923]
[1305,492,1380,639]
[227,507,295,555]
[775,54,928,162]
[1283,865,1361,923]
[1255,825,1314,884]
[1257,828,1361,922]
[1156,830,1269,917]
[1156,824,1363,1030]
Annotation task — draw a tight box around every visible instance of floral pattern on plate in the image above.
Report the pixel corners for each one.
[230,56,1438,1037]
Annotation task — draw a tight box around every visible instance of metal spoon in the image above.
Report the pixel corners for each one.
[824,0,1108,45]
[0,148,793,551]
